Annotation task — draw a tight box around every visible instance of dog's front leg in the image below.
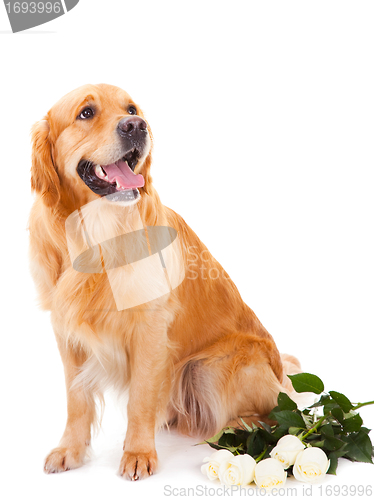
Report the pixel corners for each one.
[119,319,170,480]
[44,331,95,473]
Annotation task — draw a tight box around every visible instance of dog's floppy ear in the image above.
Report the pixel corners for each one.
[141,152,153,195]
[31,119,60,207]
[140,123,154,195]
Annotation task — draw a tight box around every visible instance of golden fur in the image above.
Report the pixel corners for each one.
[29,84,301,480]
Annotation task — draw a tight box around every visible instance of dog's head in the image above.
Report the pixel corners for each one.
[31,84,153,208]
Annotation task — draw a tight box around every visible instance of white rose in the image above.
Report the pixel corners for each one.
[201,450,234,481]
[293,447,330,484]
[218,454,256,486]
[270,434,306,468]
[254,458,287,490]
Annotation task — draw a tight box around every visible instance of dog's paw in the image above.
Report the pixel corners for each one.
[44,446,85,474]
[119,450,158,480]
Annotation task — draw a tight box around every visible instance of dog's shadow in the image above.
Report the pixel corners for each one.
[88,424,210,480]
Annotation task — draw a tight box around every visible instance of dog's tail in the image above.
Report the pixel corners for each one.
[280,353,315,407]
[280,353,302,387]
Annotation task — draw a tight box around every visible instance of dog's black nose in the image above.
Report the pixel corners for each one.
[117,117,147,137]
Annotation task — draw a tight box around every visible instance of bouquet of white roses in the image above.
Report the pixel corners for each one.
[201,373,373,490]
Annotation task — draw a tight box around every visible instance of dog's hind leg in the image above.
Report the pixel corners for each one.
[167,331,301,439]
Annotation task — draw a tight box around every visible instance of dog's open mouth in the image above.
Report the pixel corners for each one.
[77,148,144,202]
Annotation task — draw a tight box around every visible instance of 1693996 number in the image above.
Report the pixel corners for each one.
[319,485,373,496]
[5,2,62,13]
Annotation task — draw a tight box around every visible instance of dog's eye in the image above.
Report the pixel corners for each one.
[127,105,137,115]
[78,107,95,120]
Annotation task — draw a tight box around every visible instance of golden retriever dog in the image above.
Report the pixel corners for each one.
[29,84,301,480]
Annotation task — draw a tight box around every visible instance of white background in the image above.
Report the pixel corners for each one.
[0,1,373,498]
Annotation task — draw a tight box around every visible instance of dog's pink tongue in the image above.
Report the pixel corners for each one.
[102,160,144,189]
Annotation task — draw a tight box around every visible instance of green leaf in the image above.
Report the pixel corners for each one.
[331,407,345,424]
[258,427,278,445]
[301,413,314,429]
[277,392,298,411]
[327,452,338,475]
[271,425,289,441]
[309,394,331,408]
[343,413,364,433]
[204,429,224,443]
[288,373,324,394]
[332,426,343,438]
[246,430,266,457]
[329,391,354,413]
[269,405,281,416]
[289,427,305,435]
[218,432,236,448]
[324,401,339,415]
[234,429,249,445]
[206,442,225,451]
[306,433,322,440]
[342,431,374,463]
[258,421,273,434]
[309,440,325,448]
[327,448,348,475]
[273,410,306,429]
[239,418,253,433]
[360,427,371,435]
[319,424,346,451]
[324,436,347,452]
[320,424,334,437]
